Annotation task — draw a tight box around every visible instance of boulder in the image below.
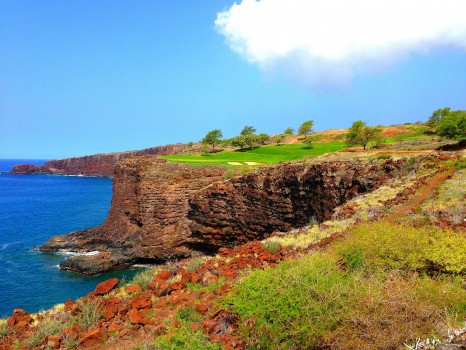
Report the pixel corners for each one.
[93,278,119,295]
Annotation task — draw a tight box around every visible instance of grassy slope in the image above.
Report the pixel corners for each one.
[161,142,347,166]
[162,124,433,167]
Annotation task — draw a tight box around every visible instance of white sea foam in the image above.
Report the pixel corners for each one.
[56,250,101,257]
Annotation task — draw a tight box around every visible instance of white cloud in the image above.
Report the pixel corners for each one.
[215,0,466,89]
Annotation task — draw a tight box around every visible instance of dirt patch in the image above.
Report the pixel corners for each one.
[227,162,243,166]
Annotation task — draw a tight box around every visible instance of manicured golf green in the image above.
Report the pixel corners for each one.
[161,142,347,167]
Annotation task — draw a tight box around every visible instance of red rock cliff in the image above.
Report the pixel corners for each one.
[10,144,188,177]
[39,156,408,274]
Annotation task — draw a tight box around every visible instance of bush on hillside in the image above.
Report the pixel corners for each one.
[335,221,466,275]
[223,221,466,349]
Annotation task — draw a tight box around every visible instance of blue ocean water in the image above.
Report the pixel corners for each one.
[0,160,141,317]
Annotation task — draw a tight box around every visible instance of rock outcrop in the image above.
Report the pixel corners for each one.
[39,155,409,274]
[10,143,189,177]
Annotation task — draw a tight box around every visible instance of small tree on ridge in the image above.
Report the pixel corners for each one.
[298,120,314,137]
[202,129,223,151]
[346,120,383,150]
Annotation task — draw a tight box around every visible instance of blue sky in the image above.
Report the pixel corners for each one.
[1,0,465,159]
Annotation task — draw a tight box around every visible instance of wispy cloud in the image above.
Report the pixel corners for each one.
[216,0,466,89]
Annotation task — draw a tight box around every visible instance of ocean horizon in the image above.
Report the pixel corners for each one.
[0,159,142,317]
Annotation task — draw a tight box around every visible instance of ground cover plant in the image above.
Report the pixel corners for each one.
[223,220,466,350]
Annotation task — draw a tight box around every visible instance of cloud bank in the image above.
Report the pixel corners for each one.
[215,0,466,89]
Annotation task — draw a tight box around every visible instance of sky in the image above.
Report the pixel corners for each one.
[1,0,465,159]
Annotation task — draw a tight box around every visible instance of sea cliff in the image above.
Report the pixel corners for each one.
[39,155,410,274]
[10,144,189,177]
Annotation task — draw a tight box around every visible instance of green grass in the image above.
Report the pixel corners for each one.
[161,142,347,167]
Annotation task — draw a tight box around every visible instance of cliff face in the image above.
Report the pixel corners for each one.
[10,144,188,177]
[40,156,408,274]
[187,161,395,249]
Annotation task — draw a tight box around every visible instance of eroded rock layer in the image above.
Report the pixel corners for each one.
[187,160,398,249]
[40,156,407,273]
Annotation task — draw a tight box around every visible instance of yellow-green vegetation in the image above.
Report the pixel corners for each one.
[336,221,466,275]
[184,256,207,272]
[26,315,65,347]
[223,221,466,350]
[73,298,102,329]
[19,298,102,349]
[131,307,222,350]
[422,168,466,225]
[0,319,11,339]
[129,267,159,287]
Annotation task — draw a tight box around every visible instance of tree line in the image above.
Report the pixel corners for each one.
[200,107,466,153]
[201,120,315,152]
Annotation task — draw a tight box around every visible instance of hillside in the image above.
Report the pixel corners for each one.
[1,127,465,350]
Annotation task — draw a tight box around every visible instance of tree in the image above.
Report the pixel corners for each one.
[427,107,451,128]
[239,126,258,149]
[303,136,314,149]
[275,134,286,145]
[346,120,383,150]
[240,126,256,136]
[231,136,246,149]
[202,129,223,151]
[427,108,466,140]
[437,110,466,140]
[284,127,294,135]
[257,133,271,145]
[298,120,314,137]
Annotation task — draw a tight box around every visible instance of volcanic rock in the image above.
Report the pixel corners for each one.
[11,143,189,177]
[93,278,119,295]
[39,155,415,274]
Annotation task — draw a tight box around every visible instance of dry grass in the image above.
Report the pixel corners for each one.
[422,168,466,225]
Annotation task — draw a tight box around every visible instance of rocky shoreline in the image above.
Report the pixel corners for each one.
[10,143,190,177]
[38,154,426,275]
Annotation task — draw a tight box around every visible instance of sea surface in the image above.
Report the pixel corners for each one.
[0,159,142,317]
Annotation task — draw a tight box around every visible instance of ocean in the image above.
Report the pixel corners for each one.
[0,160,142,317]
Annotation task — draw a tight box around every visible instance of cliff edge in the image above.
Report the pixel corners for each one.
[10,143,189,177]
[39,155,410,274]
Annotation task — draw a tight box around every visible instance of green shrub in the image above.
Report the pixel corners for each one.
[152,325,221,350]
[62,333,80,349]
[340,246,365,271]
[184,257,205,272]
[222,251,466,349]
[335,221,466,275]
[175,307,201,323]
[223,254,354,349]
[376,154,391,160]
[0,320,12,338]
[130,268,156,287]
[261,240,281,254]
[26,315,64,347]
[72,298,102,329]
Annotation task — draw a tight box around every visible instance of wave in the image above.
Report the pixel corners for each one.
[54,250,101,258]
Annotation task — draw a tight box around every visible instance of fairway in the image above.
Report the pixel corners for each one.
[161,142,347,167]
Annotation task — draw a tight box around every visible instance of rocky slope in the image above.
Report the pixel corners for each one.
[39,155,411,274]
[10,144,189,177]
